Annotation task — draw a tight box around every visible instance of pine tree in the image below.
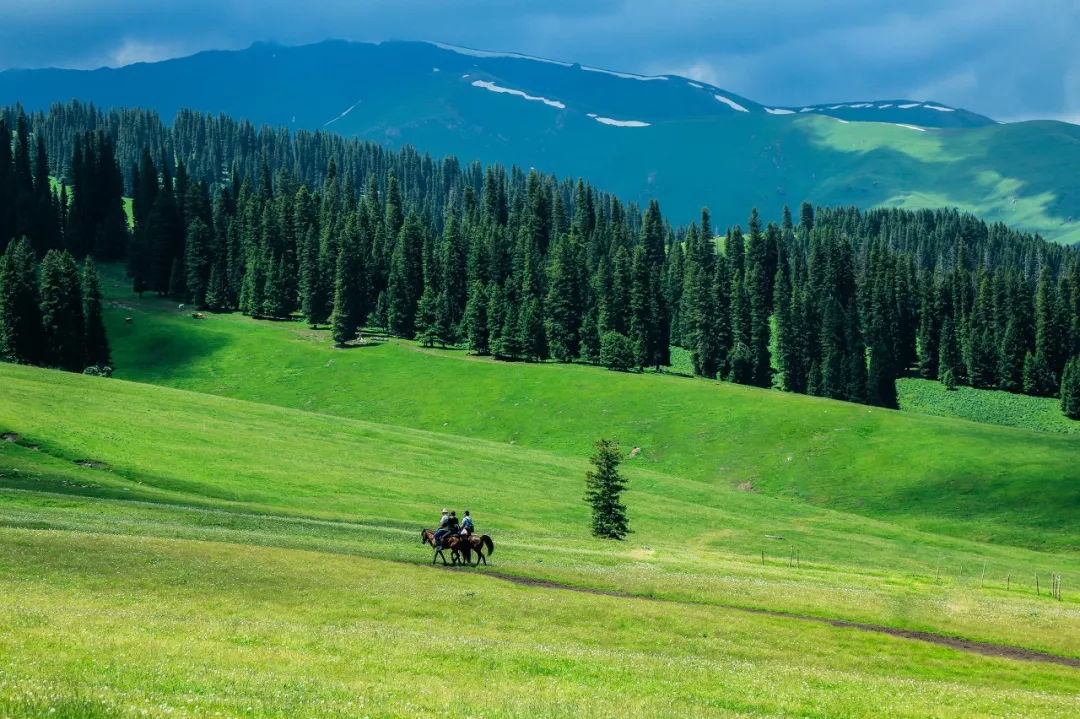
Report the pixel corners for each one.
[168,257,186,300]
[545,236,583,362]
[464,281,490,355]
[81,257,110,369]
[329,234,362,346]
[493,296,522,361]
[580,309,601,365]
[414,286,439,348]
[38,249,85,371]
[434,291,456,348]
[521,296,547,361]
[938,316,964,385]
[1061,356,1080,420]
[997,320,1026,392]
[184,217,213,307]
[584,439,630,540]
[1023,350,1057,397]
[0,238,41,364]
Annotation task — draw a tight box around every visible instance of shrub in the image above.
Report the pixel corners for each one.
[600,332,635,371]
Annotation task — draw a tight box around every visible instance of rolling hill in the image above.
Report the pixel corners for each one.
[2,39,1079,242]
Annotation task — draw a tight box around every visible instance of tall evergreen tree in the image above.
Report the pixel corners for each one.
[38,249,85,371]
[1062,356,1080,420]
[81,257,111,368]
[584,439,630,540]
[0,238,41,364]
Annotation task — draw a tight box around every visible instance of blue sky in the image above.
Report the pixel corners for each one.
[1,0,1078,122]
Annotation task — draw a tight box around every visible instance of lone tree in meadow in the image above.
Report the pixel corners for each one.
[585,439,630,540]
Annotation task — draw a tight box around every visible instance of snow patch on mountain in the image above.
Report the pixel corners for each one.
[582,65,668,81]
[924,105,955,112]
[431,41,573,67]
[594,117,651,127]
[765,108,796,115]
[471,80,566,109]
[894,123,927,132]
[714,95,749,112]
[899,103,921,109]
[324,100,361,127]
[878,104,893,109]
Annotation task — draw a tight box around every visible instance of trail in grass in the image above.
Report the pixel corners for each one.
[447,568,1080,669]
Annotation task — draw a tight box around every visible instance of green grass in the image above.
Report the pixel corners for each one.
[4,530,1078,719]
[100,273,1080,551]
[2,270,1079,716]
[898,377,1080,434]
[3,360,1080,651]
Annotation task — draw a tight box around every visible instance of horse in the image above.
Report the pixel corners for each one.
[457,533,495,566]
[420,528,466,566]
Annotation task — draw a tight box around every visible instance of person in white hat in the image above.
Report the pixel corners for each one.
[433,508,451,548]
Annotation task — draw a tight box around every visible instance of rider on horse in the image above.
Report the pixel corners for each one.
[433,509,451,548]
[460,510,474,536]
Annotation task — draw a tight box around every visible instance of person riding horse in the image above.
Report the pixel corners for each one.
[460,510,474,536]
[433,509,451,548]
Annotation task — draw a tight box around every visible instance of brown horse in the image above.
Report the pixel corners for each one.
[457,533,495,566]
[420,528,466,566]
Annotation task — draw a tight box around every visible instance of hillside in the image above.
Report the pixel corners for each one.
[3,40,1079,242]
[96,275,1080,551]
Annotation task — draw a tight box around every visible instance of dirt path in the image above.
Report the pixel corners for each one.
[452,568,1080,669]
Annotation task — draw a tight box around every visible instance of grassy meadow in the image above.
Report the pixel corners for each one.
[100,272,1080,551]
[1,270,1079,716]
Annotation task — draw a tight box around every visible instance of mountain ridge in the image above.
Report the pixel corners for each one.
[1,38,1077,242]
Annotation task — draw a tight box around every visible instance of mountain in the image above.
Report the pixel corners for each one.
[2,39,1079,242]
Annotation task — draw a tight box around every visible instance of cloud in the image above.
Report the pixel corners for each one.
[0,0,1078,119]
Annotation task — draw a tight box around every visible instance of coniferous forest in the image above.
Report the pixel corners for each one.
[3,101,1080,417]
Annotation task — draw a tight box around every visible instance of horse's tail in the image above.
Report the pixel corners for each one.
[483,535,494,556]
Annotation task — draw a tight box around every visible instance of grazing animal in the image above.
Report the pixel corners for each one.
[192,312,205,320]
[179,304,185,311]
[124,317,134,324]
[421,528,466,566]
[458,534,495,566]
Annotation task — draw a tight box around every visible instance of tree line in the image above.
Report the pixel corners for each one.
[3,101,1080,418]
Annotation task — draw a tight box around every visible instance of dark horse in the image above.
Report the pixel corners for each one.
[420,528,466,566]
[457,533,495,566]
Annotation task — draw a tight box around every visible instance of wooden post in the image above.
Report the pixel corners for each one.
[959,565,964,579]
[1036,572,1040,596]
[789,546,793,568]
[980,561,986,589]
[797,548,800,569]
[1007,574,1010,591]
[761,549,764,566]
[935,561,940,582]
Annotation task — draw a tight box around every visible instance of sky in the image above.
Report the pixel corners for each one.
[1,0,1078,123]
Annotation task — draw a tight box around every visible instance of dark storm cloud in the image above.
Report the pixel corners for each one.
[1,0,1077,121]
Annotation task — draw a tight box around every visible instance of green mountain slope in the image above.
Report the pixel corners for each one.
[2,40,1078,241]
[95,273,1080,551]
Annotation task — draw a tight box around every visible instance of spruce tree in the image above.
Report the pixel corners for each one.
[1061,356,1080,420]
[521,296,547,362]
[580,309,601,365]
[584,439,630,540]
[464,281,490,355]
[1023,350,1057,397]
[545,236,583,362]
[0,238,41,364]
[435,291,456,348]
[414,286,439,347]
[329,237,362,346]
[81,257,110,369]
[38,249,85,371]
